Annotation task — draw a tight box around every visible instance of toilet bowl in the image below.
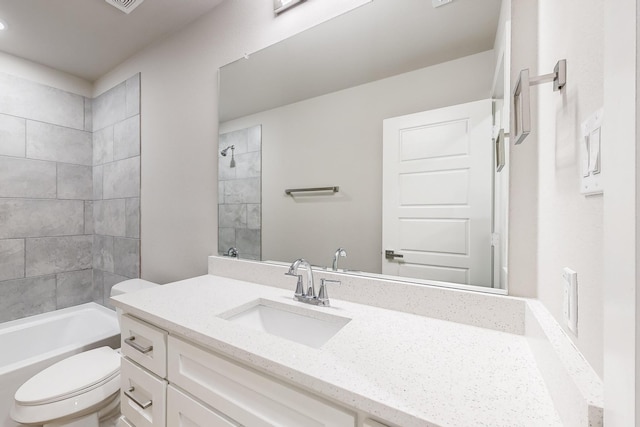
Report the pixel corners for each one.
[11,279,158,427]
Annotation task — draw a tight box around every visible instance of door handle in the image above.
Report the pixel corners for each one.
[385,250,404,260]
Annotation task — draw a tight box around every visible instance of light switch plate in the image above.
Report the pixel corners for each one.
[580,109,603,195]
[562,268,578,335]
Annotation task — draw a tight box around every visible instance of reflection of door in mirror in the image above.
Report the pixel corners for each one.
[382,100,493,287]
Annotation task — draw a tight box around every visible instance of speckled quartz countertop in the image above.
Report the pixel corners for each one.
[111,274,563,427]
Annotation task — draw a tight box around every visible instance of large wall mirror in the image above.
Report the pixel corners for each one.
[218,0,510,292]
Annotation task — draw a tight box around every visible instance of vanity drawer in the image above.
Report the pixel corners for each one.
[168,335,356,426]
[121,357,167,427]
[167,385,239,427]
[121,314,168,378]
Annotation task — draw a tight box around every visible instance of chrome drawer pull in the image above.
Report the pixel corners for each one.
[125,386,152,410]
[124,336,153,354]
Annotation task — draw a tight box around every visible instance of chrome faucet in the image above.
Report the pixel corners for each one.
[285,259,339,307]
[286,258,315,297]
[226,247,239,258]
[332,247,347,271]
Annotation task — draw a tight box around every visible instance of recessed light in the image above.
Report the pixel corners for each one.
[0,20,7,31]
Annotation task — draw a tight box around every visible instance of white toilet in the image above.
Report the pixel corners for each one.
[11,279,158,427]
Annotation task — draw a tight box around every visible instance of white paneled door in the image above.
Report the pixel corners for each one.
[382,99,493,287]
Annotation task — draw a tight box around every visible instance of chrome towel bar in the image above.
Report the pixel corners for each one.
[285,186,339,195]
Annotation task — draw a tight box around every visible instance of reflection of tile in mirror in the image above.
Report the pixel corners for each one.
[218,228,235,254]
[225,178,260,204]
[236,228,261,258]
[247,204,261,229]
[219,204,247,228]
[220,128,248,154]
[235,151,261,179]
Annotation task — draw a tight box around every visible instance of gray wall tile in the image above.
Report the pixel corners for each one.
[220,128,248,154]
[93,82,126,131]
[84,97,93,132]
[0,275,56,322]
[93,165,104,200]
[103,271,129,309]
[219,204,247,228]
[57,163,92,200]
[235,151,261,179]
[0,156,56,198]
[0,73,84,130]
[56,269,94,309]
[218,181,225,204]
[93,235,114,272]
[26,121,92,165]
[84,201,94,235]
[236,229,261,258]
[103,156,140,199]
[247,204,261,229]
[125,74,140,118]
[92,269,104,305]
[224,178,261,204]
[0,239,25,281]
[114,115,140,160]
[114,237,140,278]
[26,235,93,276]
[0,199,84,238]
[218,228,235,255]
[94,199,126,236]
[0,113,26,157]
[218,154,237,181]
[125,198,140,238]
[93,126,114,165]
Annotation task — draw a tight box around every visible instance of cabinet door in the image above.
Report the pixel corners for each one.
[168,336,356,427]
[167,386,239,427]
[121,357,167,427]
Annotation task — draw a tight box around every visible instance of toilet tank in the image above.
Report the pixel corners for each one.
[110,279,158,325]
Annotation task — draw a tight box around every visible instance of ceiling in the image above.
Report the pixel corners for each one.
[0,0,225,81]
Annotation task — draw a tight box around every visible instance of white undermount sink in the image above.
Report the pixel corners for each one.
[222,300,350,348]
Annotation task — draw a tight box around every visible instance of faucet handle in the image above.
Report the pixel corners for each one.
[285,271,305,297]
[318,279,340,305]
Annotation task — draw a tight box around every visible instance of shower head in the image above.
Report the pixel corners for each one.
[220,145,234,156]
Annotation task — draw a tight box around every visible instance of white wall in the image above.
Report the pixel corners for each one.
[220,51,494,273]
[602,0,638,424]
[0,51,92,97]
[510,0,604,377]
[92,0,371,283]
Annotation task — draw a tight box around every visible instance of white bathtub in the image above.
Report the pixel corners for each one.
[0,303,120,427]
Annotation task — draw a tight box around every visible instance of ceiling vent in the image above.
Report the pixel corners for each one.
[105,0,145,14]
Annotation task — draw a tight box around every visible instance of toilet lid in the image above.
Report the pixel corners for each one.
[15,346,120,405]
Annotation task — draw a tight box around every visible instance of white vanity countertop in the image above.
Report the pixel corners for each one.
[111,274,563,427]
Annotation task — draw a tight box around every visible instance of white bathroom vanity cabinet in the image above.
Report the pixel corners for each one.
[118,313,386,427]
[111,260,602,427]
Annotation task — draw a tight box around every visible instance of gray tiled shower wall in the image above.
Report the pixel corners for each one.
[0,73,140,322]
[218,126,262,260]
